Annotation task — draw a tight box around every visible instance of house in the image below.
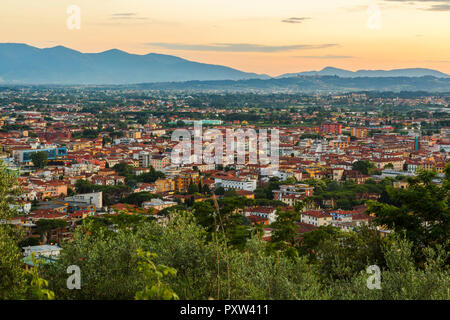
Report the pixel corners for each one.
[273,184,314,203]
[44,181,68,197]
[22,245,62,268]
[300,210,332,227]
[174,170,202,192]
[393,180,409,189]
[149,155,170,170]
[235,189,255,199]
[35,201,68,214]
[155,178,175,193]
[332,168,344,181]
[11,200,32,214]
[214,175,257,192]
[28,209,67,221]
[65,201,96,215]
[343,170,370,184]
[277,193,307,206]
[244,207,277,224]
[23,244,62,258]
[110,203,141,214]
[91,174,125,186]
[296,222,318,237]
[142,198,177,211]
[373,157,405,171]
[328,209,357,221]
[65,192,103,210]
[134,183,156,193]
[247,215,269,225]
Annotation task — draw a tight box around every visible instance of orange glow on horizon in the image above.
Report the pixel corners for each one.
[0,0,449,76]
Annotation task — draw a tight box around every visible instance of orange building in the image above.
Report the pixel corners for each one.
[174,170,202,192]
[155,178,175,193]
[351,127,368,139]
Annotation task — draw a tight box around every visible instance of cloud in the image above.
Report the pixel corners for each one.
[111,13,137,17]
[425,4,450,10]
[295,55,353,59]
[425,59,450,63]
[384,0,450,2]
[109,13,149,21]
[281,17,310,24]
[343,2,399,12]
[95,14,172,27]
[383,0,450,11]
[146,42,338,53]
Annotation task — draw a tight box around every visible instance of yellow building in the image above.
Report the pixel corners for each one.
[174,171,202,192]
[69,140,93,151]
[155,178,175,193]
[128,131,142,139]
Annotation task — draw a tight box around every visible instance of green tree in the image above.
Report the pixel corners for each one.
[74,179,94,194]
[352,160,375,175]
[26,254,55,300]
[0,161,27,299]
[330,235,449,300]
[269,209,301,256]
[224,189,238,198]
[298,225,341,259]
[113,163,134,177]
[30,151,48,169]
[192,201,215,233]
[67,187,75,197]
[137,166,165,183]
[122,192,158,207]
[369,169,449,261]
[312,225,388,283]
[214,187,225,195]
[383,163,394,169]
[42,220,144,299]
[0,227,27,299]
[187,183,199,194]
[134,249,179,300]
[35,219,69,244]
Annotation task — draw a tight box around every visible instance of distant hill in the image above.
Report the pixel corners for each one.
[0,43,269,84]
[1,43,448,87]
[279,67,449,78]
[131,76,450,93]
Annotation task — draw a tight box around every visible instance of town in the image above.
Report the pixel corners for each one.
[0,88,449,300]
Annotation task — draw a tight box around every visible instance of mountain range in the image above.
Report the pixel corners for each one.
[0,43,448,85]
[131,76,450,93]
[0,43,267,85]
[278,66,449,78]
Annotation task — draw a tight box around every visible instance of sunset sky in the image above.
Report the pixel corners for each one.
[1,0,449,76]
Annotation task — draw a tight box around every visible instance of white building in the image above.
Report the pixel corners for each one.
[142,198,177,211]
[214,176,257,192]
[139,151,152,167]
[300,211,332,227]
[245,207,277,223]
[10,201,32,214]
[65,192,103,210]
[23,245,62,258]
